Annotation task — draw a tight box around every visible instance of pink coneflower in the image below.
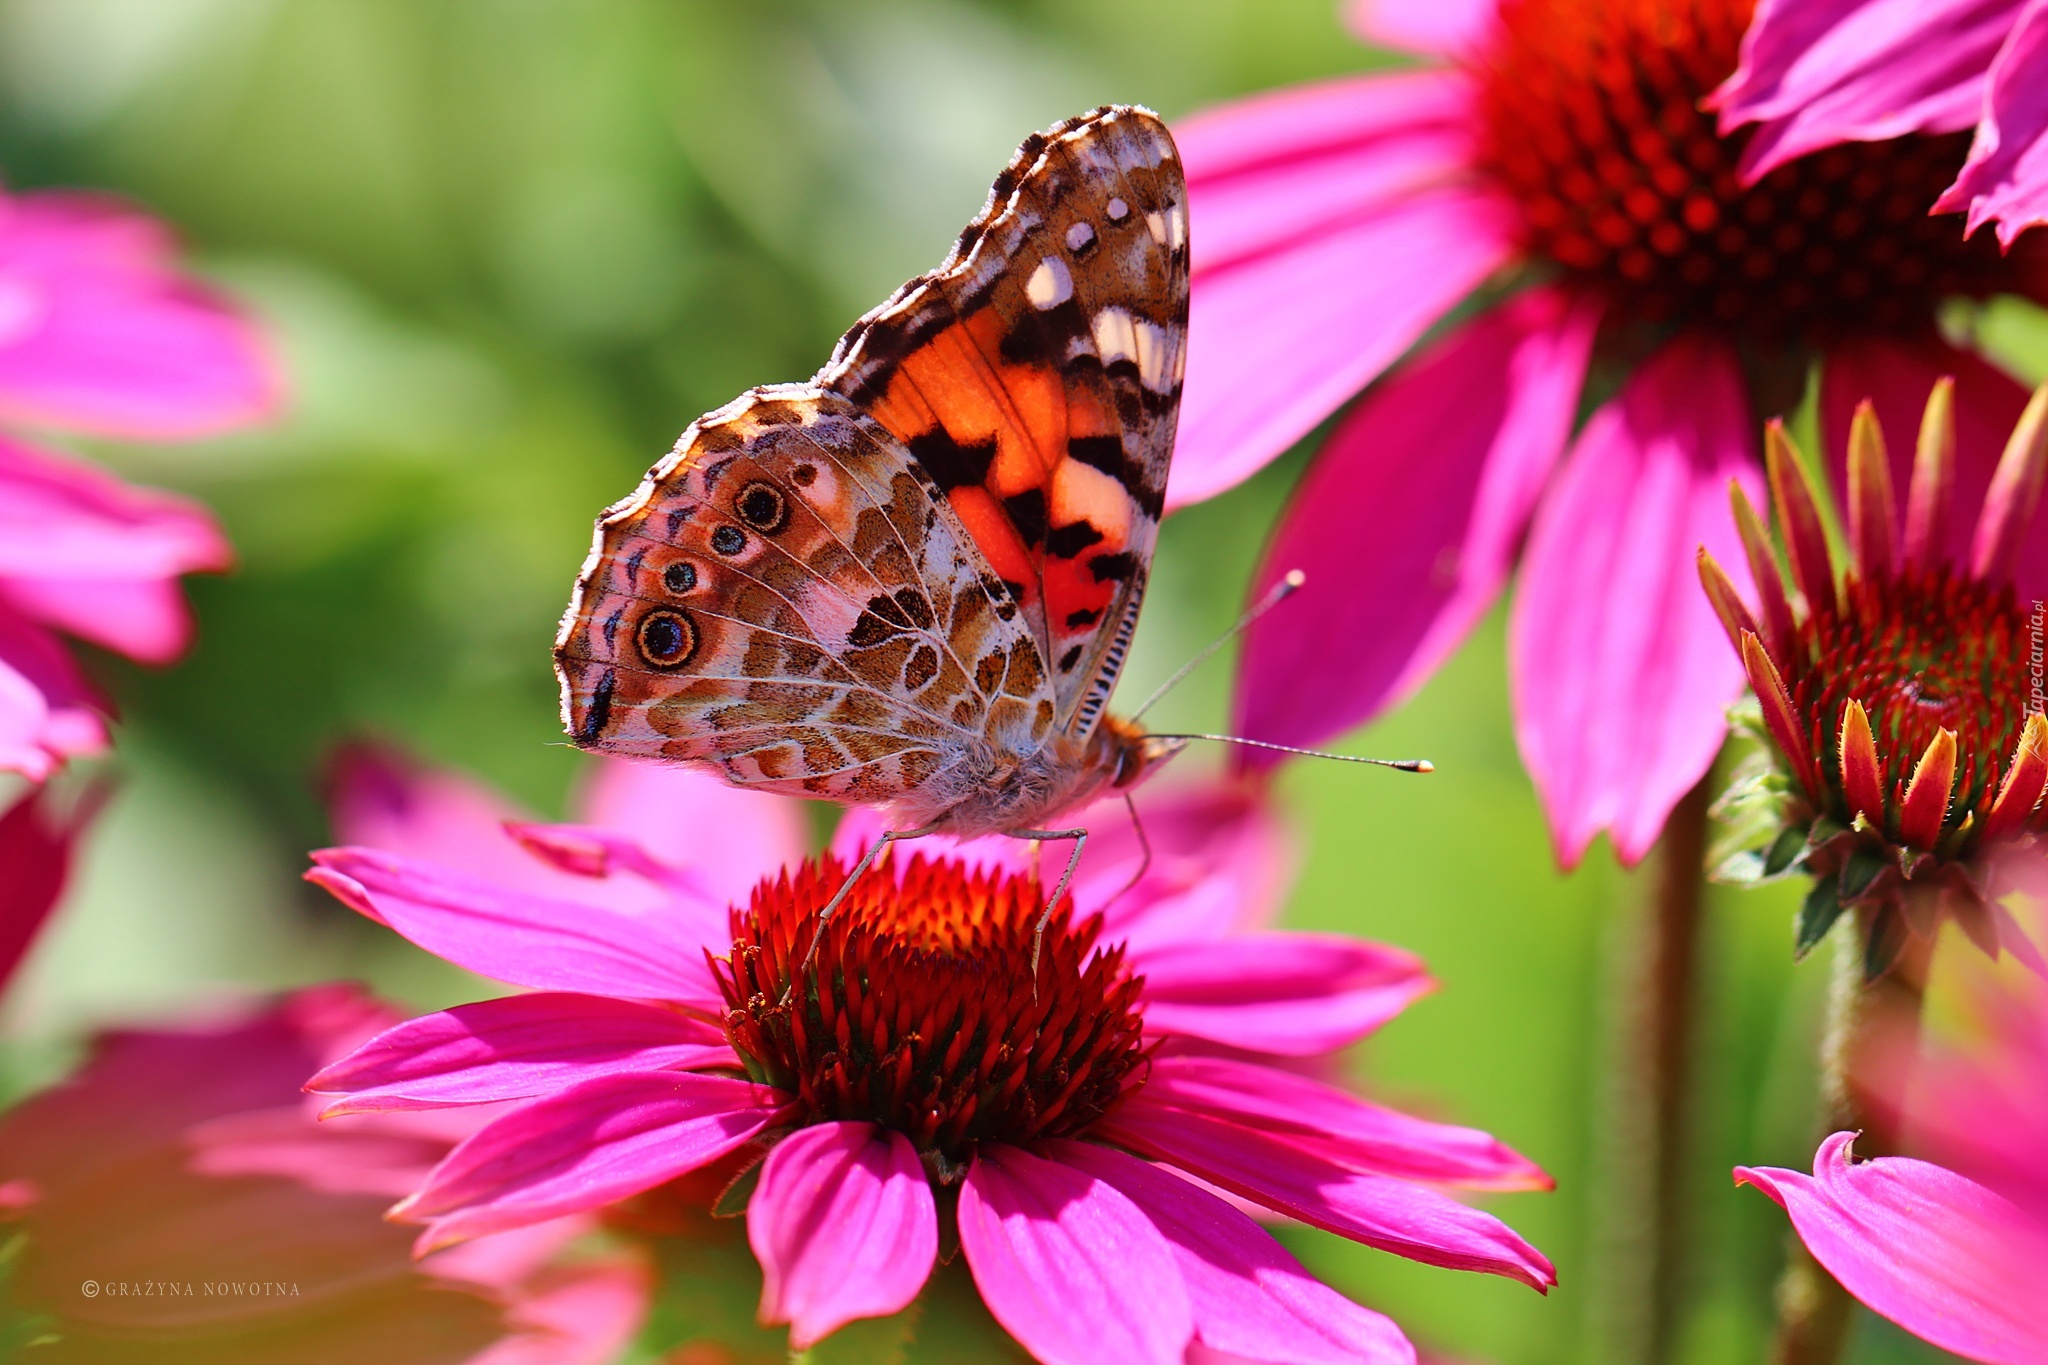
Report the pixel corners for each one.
[1699,379,2048,975]
[0,186,277,781]
[1712,0,2048,249]
[1733,863,2048,1363]
[307,752,1555,1363]
[0,984,646,1365]
[1173,0,2048,863]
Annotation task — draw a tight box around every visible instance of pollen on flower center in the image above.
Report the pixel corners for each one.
[712,854,1148,1171]
[1793,568,2029,837]
[1471,0,2041,335]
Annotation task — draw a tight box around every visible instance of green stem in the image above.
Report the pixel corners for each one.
[1767,911,1929,1365]
[1591,777,1711,1365]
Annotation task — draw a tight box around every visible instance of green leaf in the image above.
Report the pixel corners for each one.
[1795,876,1845,959]
[713,1154,765,1218]
[1864,906,1906,982]
[1839,846,1887,902]
[1712,850,1767,886]
[1762,824,1808,877]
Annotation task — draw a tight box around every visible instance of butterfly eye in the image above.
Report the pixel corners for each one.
[663,561,697,594]
[636,608,699,668]
[735,481,790,534]
[710,525,747,556]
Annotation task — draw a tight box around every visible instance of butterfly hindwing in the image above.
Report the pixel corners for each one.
[818,105,1187,739]
[555,386,1055,804]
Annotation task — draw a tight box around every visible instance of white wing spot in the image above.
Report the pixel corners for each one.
[1092,308,1178,394]
[1065,221,1095,252]
[1106,197,1129,221]
[1131,318,1177,394]
[1026,256,1072,310]
[1091,307,1138,368]
[1151,203,1186,251]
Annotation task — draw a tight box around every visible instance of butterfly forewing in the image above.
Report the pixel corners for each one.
[819,105,1188,737]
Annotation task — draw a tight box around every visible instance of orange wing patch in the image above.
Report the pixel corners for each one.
[820,105,1187,735]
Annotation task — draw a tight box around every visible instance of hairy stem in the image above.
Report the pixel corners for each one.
[1591,777,1711,1365]
[1767,912,1929,1365]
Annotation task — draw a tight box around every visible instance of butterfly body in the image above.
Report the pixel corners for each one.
[556,106,1189,840]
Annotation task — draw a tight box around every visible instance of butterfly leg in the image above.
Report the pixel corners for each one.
[1005,827,1088,978]
[1099,792,1153,912]
[792,822,942,991]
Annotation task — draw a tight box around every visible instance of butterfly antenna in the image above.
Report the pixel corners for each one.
[1149,734,1434,772]
[1128,569,1306,722]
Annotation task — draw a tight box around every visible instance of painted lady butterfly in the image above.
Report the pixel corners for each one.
[554,106,1189,890]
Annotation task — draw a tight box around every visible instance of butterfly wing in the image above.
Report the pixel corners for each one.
[818,105,1187,740]
[555,386,1055,805]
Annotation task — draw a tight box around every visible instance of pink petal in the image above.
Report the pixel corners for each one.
[1083,777,1298,951]
[1509,334,1761,867]
[400,1071,787,1246]
[1343,0,1500,56]
[574,756,807,909]
[1137,932,1432,1055]
[306,846,724,1006]
[0,785,95,991]
[1820,335,2048,598]
[1100,1099,1556,1291]
[1710,0,2017,180]
[308,993,734,1115]
[469,1254,653,1365]
[1056,1141,1415,1365]
[957,1143,1193,1365]
[1736,1133,2048,1365]
[1179,71,1481,276]
[1171,181,1516,509]
[326,744,710,920]
[1145,1055,1550,1192]
[0,609,106,780]
[0,189,281,440]
[1235,288,1598,761]
[0,436,229,662]
[748,1121,937,1349]
[1937,0,2048,246]
[187,1103,456,1197]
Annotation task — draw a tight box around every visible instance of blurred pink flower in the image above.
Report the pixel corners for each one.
[306,752,1555,1364]
[0,983,646,1365]
[1712,0,2048,248]
[0,783,99,992]
[0,187,277,782]
[1177,0,2048,864]
[1734,877,2048,1363]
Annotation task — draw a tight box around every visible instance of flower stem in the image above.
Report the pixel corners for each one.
[1591,776,1710,1365]
[1767,912,1930,1364]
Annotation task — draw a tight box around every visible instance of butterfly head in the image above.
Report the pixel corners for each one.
[1099,714,1188,792]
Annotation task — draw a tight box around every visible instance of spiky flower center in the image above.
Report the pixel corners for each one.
[1472,0,2042,336]
[1793,569,2032,841]
[713,855,1147,1169]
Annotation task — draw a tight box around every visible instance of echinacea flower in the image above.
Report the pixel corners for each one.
[0,186,278,781]
[1713,0,2048,248]
[1698,378,2048,976]
[1172,0,2048,864]
[0,983,646,1365]
[306,751,1556,1364]
[1733,864,2048,1364]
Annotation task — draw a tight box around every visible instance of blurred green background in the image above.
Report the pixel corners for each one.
[3,1,2044,1361]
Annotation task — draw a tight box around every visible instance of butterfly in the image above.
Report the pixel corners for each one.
[554,105,1189,911]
